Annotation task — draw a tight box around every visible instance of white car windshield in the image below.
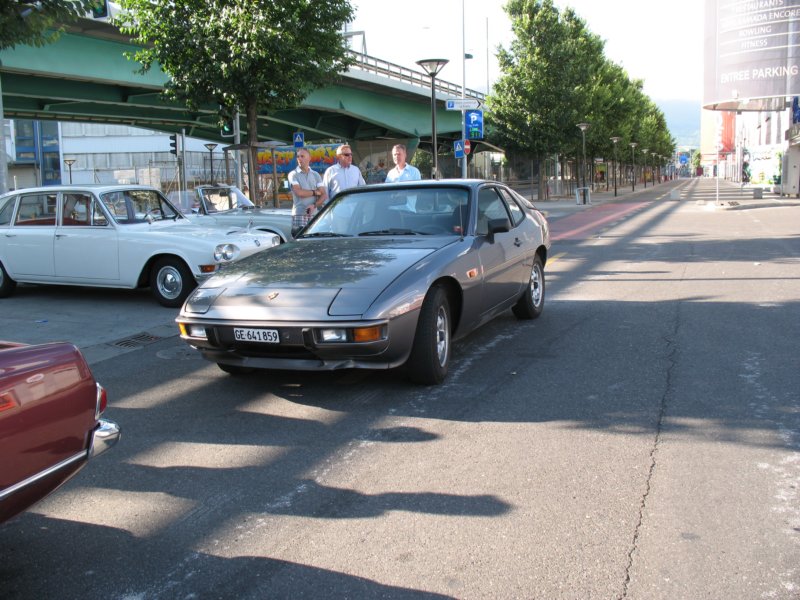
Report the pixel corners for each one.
[200,187,255,213]
[300,187,470,238]
[99,189,181,224]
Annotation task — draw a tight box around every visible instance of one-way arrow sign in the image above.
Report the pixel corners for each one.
[446,98,483,110]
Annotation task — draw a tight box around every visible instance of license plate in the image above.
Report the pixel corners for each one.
[233,327,279,343]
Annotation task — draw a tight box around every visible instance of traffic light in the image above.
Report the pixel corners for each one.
[169,134,178,155]
[91,1,108,18]
[221,118,235,138]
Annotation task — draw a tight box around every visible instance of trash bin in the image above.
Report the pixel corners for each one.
[753,188,763,199]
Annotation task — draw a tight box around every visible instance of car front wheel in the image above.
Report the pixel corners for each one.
[0,261,16,298]
[149,257,195,307]
[512,254,545,320]
[407,285,451,385]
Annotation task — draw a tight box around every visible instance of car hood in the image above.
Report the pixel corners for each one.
[185,237,453,318]
[143,219,276,243]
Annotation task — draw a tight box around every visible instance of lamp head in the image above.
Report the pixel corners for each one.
[577,122,590,132]
[416,58,449,77]
[610,136,621,144]
[204,143,218,152]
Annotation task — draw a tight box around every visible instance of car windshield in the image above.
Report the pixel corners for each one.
[300,187,470,238]
[200,187,255,213]
[99,189,182,224]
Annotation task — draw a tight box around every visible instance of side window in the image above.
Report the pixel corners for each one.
[498,189,525,227]
[15,193,57,226]
[91,198,108,226]
[61,193,91,226]
[0,195,16,226]
[476,188,510,236]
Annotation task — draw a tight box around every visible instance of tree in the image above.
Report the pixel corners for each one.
[0,1,99,193]
[489,0,606,199]
[0,1,98,50]
[116,0,355,204]
[489,0,675,196]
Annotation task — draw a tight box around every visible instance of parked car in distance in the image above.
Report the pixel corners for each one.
[0,340,120,524]
[172,185,293,243]
[0,184,280,307]
[177,179,550,385]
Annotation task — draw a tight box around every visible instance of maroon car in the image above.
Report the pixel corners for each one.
[0,341,120,524]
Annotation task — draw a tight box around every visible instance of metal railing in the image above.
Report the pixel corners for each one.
[348,51,485,101]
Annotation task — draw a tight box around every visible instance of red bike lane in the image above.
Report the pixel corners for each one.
[549,202,650,241]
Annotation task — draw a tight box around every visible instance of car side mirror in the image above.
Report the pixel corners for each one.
[487,217,510,242]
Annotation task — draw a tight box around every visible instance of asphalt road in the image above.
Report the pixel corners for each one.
[1,178,798,599]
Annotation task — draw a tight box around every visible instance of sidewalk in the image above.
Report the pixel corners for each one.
[513,176,798,218]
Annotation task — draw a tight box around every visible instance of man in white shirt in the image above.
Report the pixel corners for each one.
[322,144,365,201]
[385,144,421,182]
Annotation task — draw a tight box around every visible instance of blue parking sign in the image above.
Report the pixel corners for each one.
[466,110,483,140]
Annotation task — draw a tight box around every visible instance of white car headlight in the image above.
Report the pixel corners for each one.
[214,243,240,262]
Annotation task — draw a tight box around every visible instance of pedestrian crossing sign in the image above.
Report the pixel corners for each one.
[293,132,305,148]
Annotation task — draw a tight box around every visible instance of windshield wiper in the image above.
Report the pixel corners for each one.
[299,232,351,238]
[359,228,419,236]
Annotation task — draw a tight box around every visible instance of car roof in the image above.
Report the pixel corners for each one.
[1,184,162,197]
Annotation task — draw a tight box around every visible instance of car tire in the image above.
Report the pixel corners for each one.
[407,285,451,385]
[149,257,196,308]
[0,261,17,298]
[512,254,545,320]
[217,363,255,375]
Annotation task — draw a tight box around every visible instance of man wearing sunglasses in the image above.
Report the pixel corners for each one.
[323,144,365,201]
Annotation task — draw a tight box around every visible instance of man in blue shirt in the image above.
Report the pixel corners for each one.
[323,144,365,200]
[385,144,421,182]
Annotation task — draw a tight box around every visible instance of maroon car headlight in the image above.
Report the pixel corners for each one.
[95,383,108,420]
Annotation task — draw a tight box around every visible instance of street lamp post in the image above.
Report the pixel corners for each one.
[652,152,658,183]
[641,148,649,188]
[610,137,621,197]
[204,143,218,184]
[629,142,638,191]
[416,58,449,179]
[577,122,590,204]
[63,158,76,184]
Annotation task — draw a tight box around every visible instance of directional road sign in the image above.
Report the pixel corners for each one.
[446,98,483,111]
[293,132,305,148]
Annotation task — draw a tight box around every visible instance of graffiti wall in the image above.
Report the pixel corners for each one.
[256,144,339,175]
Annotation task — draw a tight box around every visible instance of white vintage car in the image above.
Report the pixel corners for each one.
[171,184,293,243]
[0,184,279,307]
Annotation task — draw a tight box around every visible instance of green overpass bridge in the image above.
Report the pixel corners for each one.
[0,17,486,151]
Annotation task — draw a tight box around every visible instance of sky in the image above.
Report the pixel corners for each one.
[349,0,704,105]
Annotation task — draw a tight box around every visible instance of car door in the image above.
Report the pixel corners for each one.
[54,192,120,281]
[3,192,57,277]
[474,186,530,312]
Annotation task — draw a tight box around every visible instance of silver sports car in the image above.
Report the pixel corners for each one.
[177,179,550,384]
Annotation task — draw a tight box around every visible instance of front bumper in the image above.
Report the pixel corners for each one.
[177,311,419,372]
[89,419,121,458]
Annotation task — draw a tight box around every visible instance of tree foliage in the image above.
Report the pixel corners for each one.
[489,0,675,186]
[0,1,99,50]
[116,0,355,200]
